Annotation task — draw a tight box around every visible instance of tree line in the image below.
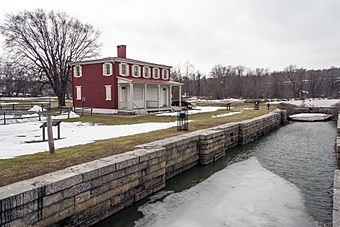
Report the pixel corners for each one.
[0,9,339,105]
[172,63,340,100]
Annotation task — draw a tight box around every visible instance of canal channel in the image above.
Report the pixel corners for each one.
[96,121,337,227]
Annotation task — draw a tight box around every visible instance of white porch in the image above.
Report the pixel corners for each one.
[117,77,182,112]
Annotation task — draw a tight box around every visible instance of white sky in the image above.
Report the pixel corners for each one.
[0,0,340,73]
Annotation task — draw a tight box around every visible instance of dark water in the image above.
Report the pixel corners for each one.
[96,121,337,227]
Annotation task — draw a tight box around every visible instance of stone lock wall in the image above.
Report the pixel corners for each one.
[238,111,282,145]
[199,123,239,165]
[333,112,340,227]
[0,110,286,227]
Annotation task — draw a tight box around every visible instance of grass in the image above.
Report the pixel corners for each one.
[0,104,276,187]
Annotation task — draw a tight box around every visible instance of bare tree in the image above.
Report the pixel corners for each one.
[306,70,322,98]
[0,9,100,106]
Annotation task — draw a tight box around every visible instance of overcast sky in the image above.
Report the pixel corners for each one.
[0,0,340,73]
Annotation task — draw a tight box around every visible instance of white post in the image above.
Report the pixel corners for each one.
[144,84,147,110]
[157,84,161,108]
[47,115,55,153]
[118,85,121,109]
[129,83,134,110]
[179,85,182,107]
[169,85,172,107]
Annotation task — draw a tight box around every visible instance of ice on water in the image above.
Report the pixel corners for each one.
[136,158,317,227]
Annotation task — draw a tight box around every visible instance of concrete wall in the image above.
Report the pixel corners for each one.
[0,110,286,227]
[333,112,340,227]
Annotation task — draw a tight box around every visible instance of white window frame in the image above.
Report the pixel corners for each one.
[103,63,113,76]
[153,67,160,79]
[143,66,151,78]
[162,69,169,80]
[105,85,112,101]
[74,65,82,78]
[76,86,82,100]
[119,63,129,77]
[132,65,141,78]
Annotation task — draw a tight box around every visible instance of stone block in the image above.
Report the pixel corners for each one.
[42,197,74,219]
[46,174,83,195]
[43,191,64,207]
[75,191,91,205]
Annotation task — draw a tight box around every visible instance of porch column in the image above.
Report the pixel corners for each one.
[179,85,182,107]
[169,85,172,107]
[117,84,121,109]
[144,84,147,110]
[129,83,134,110]
[157,84,161,108]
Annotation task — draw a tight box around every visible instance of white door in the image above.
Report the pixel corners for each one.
[162,87,167,107]
[120,86,128,109]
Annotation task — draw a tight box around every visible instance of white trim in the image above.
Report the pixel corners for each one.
[105,85,112,101]
[76,86,82,100]
[90,108,118,114]
[132,65,141,78]
[119,63,129,77]
[143,66,151,78]
[70,58,114,66]
[103,63,113,76]
[162,68,169,80]
[153,67,160,79]
[114,57,171,69]
[74,65,82,78]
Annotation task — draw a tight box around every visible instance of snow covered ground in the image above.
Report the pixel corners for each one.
[0,121,177,159]
[136,158,317,227]
[211,111,242,118]
[156,106,223,116]
[196,98,243,103]
[270,98,340,107]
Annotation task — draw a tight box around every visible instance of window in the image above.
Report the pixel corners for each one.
[103,63,112,76]
[133,86,144,100]
[132,65,141,78]
[143,66,151,78]
[74,65,82,77]
[119,63,129,76]
[153,68,160,79]
[105,85,112,101]
[162,69,169,80]
[76,86,81,100]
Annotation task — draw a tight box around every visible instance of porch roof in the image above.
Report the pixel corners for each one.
[117,77,182,86]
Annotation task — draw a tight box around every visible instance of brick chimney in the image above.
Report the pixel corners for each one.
[117,45,126,58]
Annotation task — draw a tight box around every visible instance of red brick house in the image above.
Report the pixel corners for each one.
[70,45,182,114]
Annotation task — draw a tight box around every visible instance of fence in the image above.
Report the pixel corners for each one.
[0,102,51,111]
[0,110,74,125]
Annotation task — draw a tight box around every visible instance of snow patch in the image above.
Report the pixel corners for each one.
[289,113,332,121]
[156,106,223,116]
[28,105,45,112]
[0,121,177,159]
[270,98,340,107]
[136,158,317,227]
[212,111,242,118]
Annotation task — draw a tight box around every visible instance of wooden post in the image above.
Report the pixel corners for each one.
[3,112,5,125]
[42,127,45,141]
[57,124,60,139]
[47,115,55,153]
